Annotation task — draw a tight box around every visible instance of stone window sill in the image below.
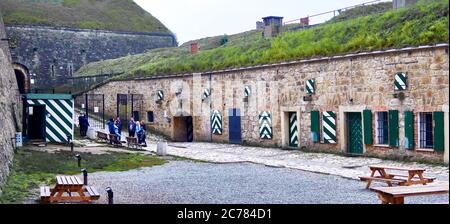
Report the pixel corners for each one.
[416,148,435,153]
[373,144,390,148]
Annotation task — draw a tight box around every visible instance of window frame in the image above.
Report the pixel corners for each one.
[375,111,389,146]
[418,112,434,150]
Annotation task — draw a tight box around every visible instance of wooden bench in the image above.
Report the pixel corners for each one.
[84,186,101,200]
[360,165,434,188]
[108,134,122,147]
[40,176,101,204]
[40,186,51,203]
[359,177,407,187]
[126,137,142,150]
[97,131,109,143]
[371,184,449,204]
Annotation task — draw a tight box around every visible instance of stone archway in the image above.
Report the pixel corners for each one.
[12,63,30,94]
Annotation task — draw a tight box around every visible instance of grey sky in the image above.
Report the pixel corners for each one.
[134,0,391,45]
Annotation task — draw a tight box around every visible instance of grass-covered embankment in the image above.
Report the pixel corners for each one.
[0,0,170,33]
[0,149,166,204]
[76,0,449,79]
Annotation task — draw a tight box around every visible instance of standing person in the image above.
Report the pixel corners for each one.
[139,120,147,147]
[107,118,115,135]
[116,116,123,135]
[128,116,136,137]
[135,121,142,144]
[78,113,85,137]
[82,114,90,137]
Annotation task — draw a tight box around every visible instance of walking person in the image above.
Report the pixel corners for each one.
[128,116,136,137]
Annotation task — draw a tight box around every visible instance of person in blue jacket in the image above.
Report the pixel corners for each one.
[116,116,123,135]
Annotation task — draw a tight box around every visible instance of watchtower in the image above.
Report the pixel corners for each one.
[262,16,284,38]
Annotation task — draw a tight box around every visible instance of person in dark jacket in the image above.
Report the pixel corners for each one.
[82,114,90,137]
[78,113,85,137]
[138,120,147,147]
[116,116,123,135]
[78,113,89,137]
[128,117,136,137]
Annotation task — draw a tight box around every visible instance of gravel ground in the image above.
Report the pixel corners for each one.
[86,161,449,204]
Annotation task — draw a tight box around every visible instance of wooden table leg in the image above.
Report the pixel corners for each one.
[366,169,377,189]
[378,169,394,187]
[417,172,427,186]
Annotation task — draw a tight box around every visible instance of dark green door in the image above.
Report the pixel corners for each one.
[348,112,363,154]
[288,112,299,147]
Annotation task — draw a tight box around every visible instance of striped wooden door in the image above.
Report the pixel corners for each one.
[27,99,74,143]
[288,112,299,147]
[322,111,337,144]
[211,110,222,135]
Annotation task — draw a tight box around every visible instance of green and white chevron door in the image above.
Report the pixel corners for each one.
[288,112,299,147]
[211,110,223,135]
[322,111,337,144]
[27,98,74,143]
[259,111,273,139]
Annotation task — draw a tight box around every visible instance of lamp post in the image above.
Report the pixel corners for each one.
[106,187,114,204]
[75,154,81,167]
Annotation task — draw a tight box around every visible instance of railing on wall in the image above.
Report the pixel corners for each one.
[283,0,389,29]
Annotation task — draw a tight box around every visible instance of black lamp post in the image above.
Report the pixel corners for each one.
[75,154,81,167]
[81,168,88,185]
[106,187,114,204]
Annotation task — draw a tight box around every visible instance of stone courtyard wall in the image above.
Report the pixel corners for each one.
[0,15,21,193]
[81,45,449,162]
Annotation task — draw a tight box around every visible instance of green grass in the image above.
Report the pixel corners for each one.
[75,0,449,80]
[0,149,167,204]
[0,0,171,33]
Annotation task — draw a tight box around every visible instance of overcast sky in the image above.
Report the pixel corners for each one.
[134,0,391,45]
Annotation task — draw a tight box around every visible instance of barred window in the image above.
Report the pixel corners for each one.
[147,111,154,123]
[419,112,433,149]
[375,112,389,145]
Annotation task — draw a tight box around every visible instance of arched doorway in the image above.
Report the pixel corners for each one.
[12,63,30,94]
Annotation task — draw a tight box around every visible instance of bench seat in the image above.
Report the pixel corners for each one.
[40,186,51,202]
[370,184,449,204]
[359,176,407,184]
[84,186,100,200]
[97,132,109,142]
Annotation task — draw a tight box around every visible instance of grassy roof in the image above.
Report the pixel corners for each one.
[0,0,171,33]
[75,0,449,79]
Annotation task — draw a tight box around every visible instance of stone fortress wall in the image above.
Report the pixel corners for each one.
[0,15,21,192]
[6,25,177,88]
[81,45,449,163]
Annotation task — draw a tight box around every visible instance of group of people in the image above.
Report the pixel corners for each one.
[107,116,123,144]
[106,116,147,147]
[127,117,147,147]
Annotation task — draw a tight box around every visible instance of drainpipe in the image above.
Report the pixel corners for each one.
[209,73,212,142]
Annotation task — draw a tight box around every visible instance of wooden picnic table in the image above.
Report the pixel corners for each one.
[41,176,100,203]
[360,165,435,189]
[371,183,449,204]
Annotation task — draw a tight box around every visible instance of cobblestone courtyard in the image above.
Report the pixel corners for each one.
[87,161,448,204]
[36,137,448,204]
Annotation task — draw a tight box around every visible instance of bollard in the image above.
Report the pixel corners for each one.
[75,154,81,167]
[106,187,114,204]
[81,169,88,185]
[67,134,73,152]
